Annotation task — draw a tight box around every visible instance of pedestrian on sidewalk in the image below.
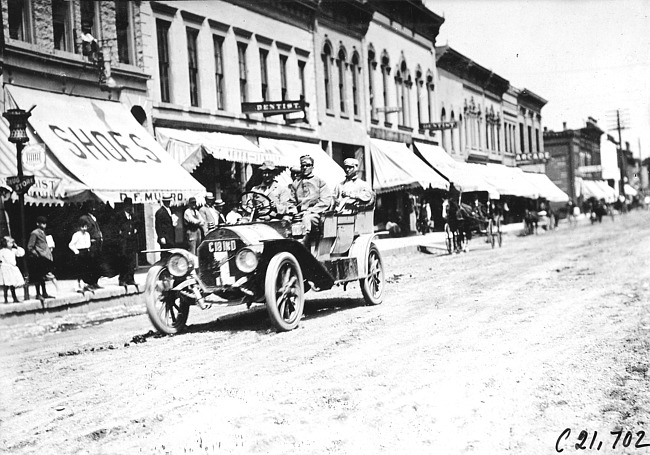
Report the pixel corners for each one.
[79,200,104,289]
[183,197,204,255]
[27,216,56,300]
[68,220,91,291]
[116,197,139,286]
[0,236,25,303]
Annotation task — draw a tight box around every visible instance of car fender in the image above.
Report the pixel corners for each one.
[348,233,380,277]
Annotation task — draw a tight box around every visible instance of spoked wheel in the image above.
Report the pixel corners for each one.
[360,243,384,305]
[145,265,191,335]
[487,220,495,248]
[265,252,305,331]
[444,223,453,254]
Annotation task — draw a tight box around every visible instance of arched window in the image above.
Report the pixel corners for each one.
[395,68,403,126]
[415,69,423,129]
[351,52,360,117]
[380,53,390,121]
[426,73,434,124]
[322,42,333,110]
[441,107,447,150]
[450,111,456,151]
[337,47,347,114]
[368,46,377,121]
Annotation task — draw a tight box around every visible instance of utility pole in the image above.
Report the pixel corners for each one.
[607,109,629,201]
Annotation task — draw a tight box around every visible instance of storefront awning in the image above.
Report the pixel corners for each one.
[523,172,569,202]
[156,127,277,172]
[579,179,618,202]
[468,163,539,198]
[257,138,345,189]
[413,142,499,198]
[369,139,449,194]
[5,85,205,204]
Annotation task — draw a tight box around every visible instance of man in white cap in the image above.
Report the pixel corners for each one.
[291,154,332,248]
[251,161,293,220]
[334,157,375,212]
[183,197,204,255]
[199,193,226,235]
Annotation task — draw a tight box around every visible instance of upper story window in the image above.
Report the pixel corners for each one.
[259,49,269,102]
[322,43,333,110]
[415,71,423,128]
[238,42,248,103]
[368,47,377,121]
[279,55,288,101]
[337,48,347,114]
[80,1,101,42]
[213,35,225,110]
[156,19,172,103]
[52,0,74,51]
[450,112,456,151]
[426,75,434,123]
[395,70,404,125]
[187,28,200,107]
[351,53,360,118]
[519,122,525,152]
[298,60,306,100]
[380,54,390,117]
[8,0,33,43]
[115,1,135,64]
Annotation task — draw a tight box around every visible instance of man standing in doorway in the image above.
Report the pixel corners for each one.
[155,194,177,251]
[116,197,139,286]
[79,200,104,290]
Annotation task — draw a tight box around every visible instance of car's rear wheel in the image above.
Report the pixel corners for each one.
[265,252,305,331]
[360,244,384,305]
[145,265,191,335]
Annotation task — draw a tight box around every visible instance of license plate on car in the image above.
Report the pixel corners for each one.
[207,239,237,253]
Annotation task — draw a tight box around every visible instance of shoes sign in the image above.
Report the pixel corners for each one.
[6,175,36,195]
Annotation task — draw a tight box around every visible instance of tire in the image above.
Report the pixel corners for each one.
[360,243,384,305]
[145,265,191,335]
[444,223,453,254]
[265,252,305,331]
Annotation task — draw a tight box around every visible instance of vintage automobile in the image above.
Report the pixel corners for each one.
[144,191,385,334]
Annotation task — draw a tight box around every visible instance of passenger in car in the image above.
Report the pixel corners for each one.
[251,161,293,220]
[333,158,375,213]
[290,154,333,248]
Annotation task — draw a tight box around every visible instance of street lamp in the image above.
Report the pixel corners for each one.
[3,105,35,299]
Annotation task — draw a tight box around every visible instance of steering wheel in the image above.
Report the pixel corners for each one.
[240,191,274,219]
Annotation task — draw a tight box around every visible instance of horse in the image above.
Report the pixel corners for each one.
[524,209,539,235]
[448,202,482,253]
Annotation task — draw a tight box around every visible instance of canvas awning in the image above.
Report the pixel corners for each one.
[5,85,205,204]
[468,163,539,198]
[580,179,607,200]
[257,137,345,189]
[523,172,570,202]
[413,142,499,198]
[369,138,449,194]
[156,127,277,172]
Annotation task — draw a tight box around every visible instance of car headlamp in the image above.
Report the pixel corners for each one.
[235,248,259,273]
[168,253,191,277]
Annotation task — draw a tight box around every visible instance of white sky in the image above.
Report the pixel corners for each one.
[425,0,650,160]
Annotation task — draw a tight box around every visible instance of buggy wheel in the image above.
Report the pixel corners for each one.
[497,225,503,247]
[487,220,495,248]
[145,265,191,335]
[265,252,305,331]
[444,223,453,254]
[360,243,384,305]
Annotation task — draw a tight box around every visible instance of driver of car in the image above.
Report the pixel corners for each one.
[333,158,375,213]
[250,161,293,220]
[291,154,333,248]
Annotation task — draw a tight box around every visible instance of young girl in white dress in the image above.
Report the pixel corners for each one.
[0,236,25,303]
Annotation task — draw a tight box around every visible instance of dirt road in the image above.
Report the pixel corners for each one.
[2,211,649,454]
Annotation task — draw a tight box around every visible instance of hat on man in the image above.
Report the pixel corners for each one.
[299,154,314,165]
[259,160,276,172]
[205,192,216,200]
[36,215,47,225]
[188,197,197,204]
[123,197,133,206]
[161,193,173,201]
[214,198,225,207]
[343,158,359,167]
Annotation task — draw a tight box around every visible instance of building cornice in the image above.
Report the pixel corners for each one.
[436,46,509,97]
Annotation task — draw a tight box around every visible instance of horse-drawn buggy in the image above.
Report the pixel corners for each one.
[444,199,502,254]
[144,191,385,334]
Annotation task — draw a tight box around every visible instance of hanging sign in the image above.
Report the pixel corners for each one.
[420,121,458,131]
[241,99,305,115]
[22,143,47,172]
[6,175,35,194]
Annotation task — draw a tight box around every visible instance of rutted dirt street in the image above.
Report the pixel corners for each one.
[1,211,650,454]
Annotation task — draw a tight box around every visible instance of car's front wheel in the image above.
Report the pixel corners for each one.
[145,265,191,335]
[264,252,305,331]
